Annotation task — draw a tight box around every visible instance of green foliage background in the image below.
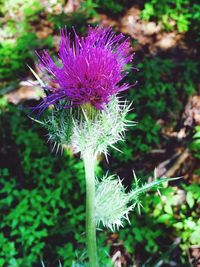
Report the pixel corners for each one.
[0,0,200,266]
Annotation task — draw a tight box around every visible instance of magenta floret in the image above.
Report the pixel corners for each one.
[36,26,134,110]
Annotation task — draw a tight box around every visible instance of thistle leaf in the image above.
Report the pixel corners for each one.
[95,172,181,231]
[130,176,181,200]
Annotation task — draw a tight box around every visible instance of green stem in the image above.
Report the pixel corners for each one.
[83,150,99,267]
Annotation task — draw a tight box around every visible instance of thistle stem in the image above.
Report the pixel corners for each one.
[83,151,99,267]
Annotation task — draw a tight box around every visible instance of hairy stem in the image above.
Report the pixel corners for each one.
[83,150,99,267]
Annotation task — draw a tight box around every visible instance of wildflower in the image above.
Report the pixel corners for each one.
[30,26,177,267]
[36,26,133,111]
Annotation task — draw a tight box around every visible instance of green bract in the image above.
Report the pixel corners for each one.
[40,97,134,156]
[95,175,133,231]
[71,98,134,156]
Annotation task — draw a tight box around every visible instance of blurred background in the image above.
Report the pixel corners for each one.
[0,0,200,266]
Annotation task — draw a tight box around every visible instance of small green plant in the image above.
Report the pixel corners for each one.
[0,106,87,266]
[175,184,200,252]
[94,0,126,16]
[0,0,43,19]
[48,0,98,33]
[141,0,199,32]
[0,0,53,84]
[119,182,200,264]
[0,33,38,81]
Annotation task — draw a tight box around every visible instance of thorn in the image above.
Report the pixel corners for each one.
[105,153,109,164]
[56,143,60,155]
[132,170,138,185]
[28,116,44,125]
[157,189,162,198]
[81,106,89,123]
[52,142,56,152]
[27,64,45,87]
[110,144,122,153]
[154,168,157,179]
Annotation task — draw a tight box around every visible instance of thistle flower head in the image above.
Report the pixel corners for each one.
[36,26,133,111]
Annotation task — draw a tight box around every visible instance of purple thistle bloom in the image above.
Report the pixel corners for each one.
[36,26,134,111]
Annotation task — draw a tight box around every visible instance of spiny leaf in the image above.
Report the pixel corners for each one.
[129,176,181,199]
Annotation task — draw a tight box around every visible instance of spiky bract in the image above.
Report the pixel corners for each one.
[42,97,133,155]
[41,104,73,153]
[95,175,133,231]
[71,97,134,156]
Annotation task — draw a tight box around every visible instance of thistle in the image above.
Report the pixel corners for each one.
[34,26,133,112]
[30,26,177,267]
